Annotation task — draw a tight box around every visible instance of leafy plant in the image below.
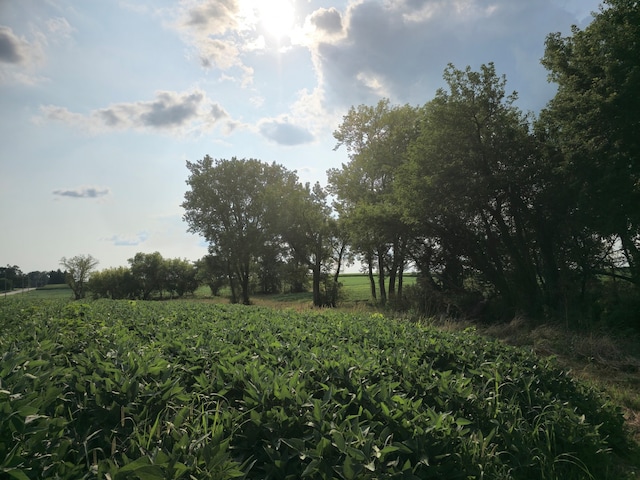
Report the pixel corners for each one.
[0,297,633,478]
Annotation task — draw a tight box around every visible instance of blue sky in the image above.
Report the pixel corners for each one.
[1,0,599,273]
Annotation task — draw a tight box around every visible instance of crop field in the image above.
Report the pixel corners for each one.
[0,297,635,479]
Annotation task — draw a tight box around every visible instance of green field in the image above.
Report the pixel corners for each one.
[1,296,637,479]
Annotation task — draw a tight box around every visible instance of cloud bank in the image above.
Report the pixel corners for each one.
[302,1,588,112]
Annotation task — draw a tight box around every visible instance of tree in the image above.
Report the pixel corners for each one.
[48,269,66,284]
[255,241,285,294]
[27,271,49,288]
[280,182,338,306]
[182,156,298,304]
[128,252,165,300]
[540,0,640,287]
[329,99,420,305]
[398,63,561,316]
[196,254,228,296]
[165,258,199,298]
[88,266,136,299]
[0,265,23,292]
[60,255,98,300]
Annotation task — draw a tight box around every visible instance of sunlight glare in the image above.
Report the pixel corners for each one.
[257,0,295,38]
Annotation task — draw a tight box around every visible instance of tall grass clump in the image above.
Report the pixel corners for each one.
[0,297,634,479]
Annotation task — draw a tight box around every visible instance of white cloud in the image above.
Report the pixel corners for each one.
[45,17,74,40]
[0,24,45,84]
[174,0,249,72]
[258,116,314,146]
[36,89,235,136]
[0,15,75,85]
[52,186,111,199]
[304,7,344,41]
[0,25,30,64]
[106,232,149,247]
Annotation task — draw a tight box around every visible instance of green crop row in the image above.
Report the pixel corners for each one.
[0,298,631,479]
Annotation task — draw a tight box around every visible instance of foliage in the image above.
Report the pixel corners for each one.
[1,265,25,292]
[320,2,640,325]
[88,266,137,300]
[539,0,640,287]
[59,254,99,300]
[329,99,419,306]
[183,157,340,307]
[182,156,301,305]
[89,253,199,300]
[280,181,339,306]
[195,254,228,296]
[0,297,632,479]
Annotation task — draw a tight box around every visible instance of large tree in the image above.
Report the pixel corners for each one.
[182,156,298,304]
[280,182,338,306]
[329,99,419,305]
[128,251,166,300]
[399,63,562,315]
[540,0,640,286]
[60,254,98,300]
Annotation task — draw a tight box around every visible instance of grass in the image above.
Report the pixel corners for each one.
[29,283,74,299]
[338,273,418,304]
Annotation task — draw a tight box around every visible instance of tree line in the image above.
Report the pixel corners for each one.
[1,265,66,292]
[181,0,639,326]
[61,251,317,302]
[182,157,347,306]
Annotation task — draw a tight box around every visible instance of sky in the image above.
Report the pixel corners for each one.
[1,0,601,274]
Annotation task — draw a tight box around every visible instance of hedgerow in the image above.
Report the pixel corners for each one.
[0,298,631,479]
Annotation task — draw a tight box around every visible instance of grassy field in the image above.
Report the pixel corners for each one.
[25,283,75,298]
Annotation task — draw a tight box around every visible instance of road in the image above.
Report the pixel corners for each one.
[2,288,37,296]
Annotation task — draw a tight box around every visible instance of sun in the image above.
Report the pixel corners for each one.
[256,0,295,38]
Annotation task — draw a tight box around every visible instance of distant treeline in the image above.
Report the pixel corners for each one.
[0,266,66,291]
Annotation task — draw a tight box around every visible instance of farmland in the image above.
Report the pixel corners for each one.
[1,295,637,479]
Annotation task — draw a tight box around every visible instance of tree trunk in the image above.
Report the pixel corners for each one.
[621,232,640,286]
[333,241,347,283]
[388,245,397,303]
[238,262,251,305]
[312,261,322,307]
[367,253,377,300]
[377,246,387,306]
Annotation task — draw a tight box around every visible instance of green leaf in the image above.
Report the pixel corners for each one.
[455,418,472,427]
[331,430,346,452]
[2,468,31,480]
[115,457,164,480]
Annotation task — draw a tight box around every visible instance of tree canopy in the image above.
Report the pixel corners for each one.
[182,156,337,305]
[60,254,99,300]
